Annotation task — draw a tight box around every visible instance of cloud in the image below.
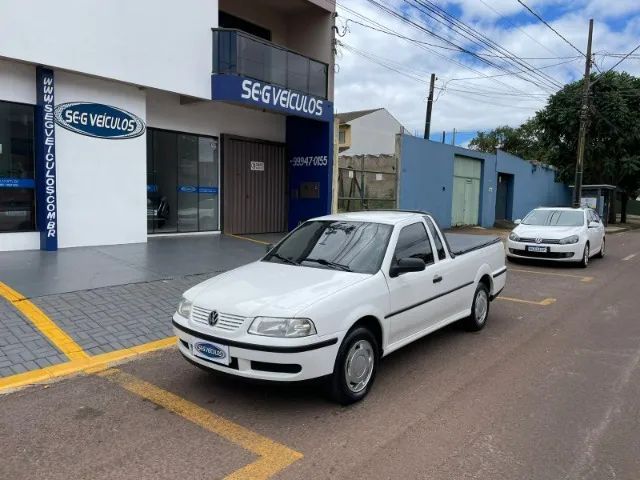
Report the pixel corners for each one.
[334,0,640,140]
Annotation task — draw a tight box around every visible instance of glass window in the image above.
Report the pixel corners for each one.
[393,222,434,266]
[264,220,393,274]
[147,129,218,234]
[338,130,346,144]
[287,52,309,93]
[424,216,446,260]
[0,101,35,232]
[522,209,585,227]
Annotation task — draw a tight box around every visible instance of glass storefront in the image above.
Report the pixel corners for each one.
[0,101,35,233]
[146,128,219,234]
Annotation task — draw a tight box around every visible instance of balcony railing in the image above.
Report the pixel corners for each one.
[212,28,328,99]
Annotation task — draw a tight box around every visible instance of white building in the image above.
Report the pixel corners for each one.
[337,108,407,156]
[0,0,335,252]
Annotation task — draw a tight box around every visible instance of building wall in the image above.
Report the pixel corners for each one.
[341,109,404,156]
[55,72,147,248]
[399,135,569,229]
[496,150,571,220]
[146,90,286,142]
[0,0,218,99]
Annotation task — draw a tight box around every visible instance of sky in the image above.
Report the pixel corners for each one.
[334,0,640,147]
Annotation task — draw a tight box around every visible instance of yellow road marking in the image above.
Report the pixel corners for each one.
[509,268,594,283]
[227,233,272,246]
[99,368,303,480]
[498,296,557,306]
[0,281,89,361]
[0,337,176,393]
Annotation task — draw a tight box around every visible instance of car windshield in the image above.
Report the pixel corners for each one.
[263,220,393,274]
[522,209,585,227]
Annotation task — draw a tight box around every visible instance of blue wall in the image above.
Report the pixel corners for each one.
[399,135,571,228]
[496,150,571,221]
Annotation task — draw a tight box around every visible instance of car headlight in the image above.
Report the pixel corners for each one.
[248,317,317,338]
[508,232,520,241]
[177,297,193,318]
[559,235,579,245]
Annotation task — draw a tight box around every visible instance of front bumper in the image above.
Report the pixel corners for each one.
[172,315,342,381]
[506,239,583,261]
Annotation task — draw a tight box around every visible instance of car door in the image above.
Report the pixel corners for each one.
[386,221,448,346]
[588,210,604,252]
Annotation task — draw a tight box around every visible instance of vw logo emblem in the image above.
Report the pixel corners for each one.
[535,237,543,244]
[208,310,219,327]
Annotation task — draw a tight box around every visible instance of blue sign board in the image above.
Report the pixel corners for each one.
[0,178,35,188]
[54,102,145,139]
[35,67,58,251]
[178,185,218,194]
[212,74,333,123]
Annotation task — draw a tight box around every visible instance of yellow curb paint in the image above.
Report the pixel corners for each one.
[498,296,557,306]
[0,337,177,394]
[226,233,272,246]
[0,282,89,361]
[99,368,303,480]
[509,268,594,283]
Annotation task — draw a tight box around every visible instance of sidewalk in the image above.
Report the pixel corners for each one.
[0,235,264,382]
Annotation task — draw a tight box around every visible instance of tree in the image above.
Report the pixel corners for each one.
[468,122,541,160]
[469,71,640,223]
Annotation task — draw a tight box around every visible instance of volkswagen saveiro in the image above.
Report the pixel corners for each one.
[173,211,507,404]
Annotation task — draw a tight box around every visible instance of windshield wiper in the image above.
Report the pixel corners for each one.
[270,253,299,266]
[303,258,352,272]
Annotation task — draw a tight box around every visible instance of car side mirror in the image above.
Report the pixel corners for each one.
[588,221,599,229]
[389,257,426,278]
[265,243,274,253]
[514,219,521,225]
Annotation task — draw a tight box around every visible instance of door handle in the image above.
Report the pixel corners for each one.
[433,275,443,284]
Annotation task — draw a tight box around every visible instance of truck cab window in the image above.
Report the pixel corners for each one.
[394,222,434,266]
[424,216,446,260]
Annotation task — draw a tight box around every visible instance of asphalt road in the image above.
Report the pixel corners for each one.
[1,230,639,480]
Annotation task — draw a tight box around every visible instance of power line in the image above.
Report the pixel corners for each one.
[515,0,587,59]
[591,43,640,87]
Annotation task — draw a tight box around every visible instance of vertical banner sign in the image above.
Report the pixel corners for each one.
[35,67,58,251]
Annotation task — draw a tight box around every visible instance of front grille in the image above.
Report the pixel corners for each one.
[509,248,574,259]
[191,305,246,332]
[251,361,302,374]
[518,237,561,244]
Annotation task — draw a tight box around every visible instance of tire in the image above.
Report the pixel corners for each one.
[579,243,590,268]
[596,237,605,258]
[464,283,490,332]
[329,327,379,405]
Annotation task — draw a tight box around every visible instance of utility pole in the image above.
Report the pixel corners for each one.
[442,131,445,143]
[423,73,436,139]
[573,19,594,208]
[452,128,457,146]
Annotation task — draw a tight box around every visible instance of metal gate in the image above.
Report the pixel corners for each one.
[337,154,397,211]
[222,135,287,234]
[452,156,481,226]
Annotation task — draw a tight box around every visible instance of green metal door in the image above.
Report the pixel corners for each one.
[452,156,481,226]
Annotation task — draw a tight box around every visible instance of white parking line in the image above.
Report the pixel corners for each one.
[622,253,637,261]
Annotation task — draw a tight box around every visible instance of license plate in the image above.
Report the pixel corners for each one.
[526,246,548,253]
[192,341,230,365]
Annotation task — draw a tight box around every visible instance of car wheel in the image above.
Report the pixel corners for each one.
[329,327,379,405]
[596,238,605,258]
[579,243,590,268]
[464,283,490,332]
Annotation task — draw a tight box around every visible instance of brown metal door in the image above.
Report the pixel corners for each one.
[222,135,287,234]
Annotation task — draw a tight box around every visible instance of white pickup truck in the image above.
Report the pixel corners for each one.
[173,211,507,404]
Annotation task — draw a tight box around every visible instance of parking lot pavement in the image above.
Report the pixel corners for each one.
[1,230,640,479]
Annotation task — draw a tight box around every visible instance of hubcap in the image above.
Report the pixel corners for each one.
[584,246,589,265]
[475,289,488,324]
[601,240,605,256]
[344,340,374,393]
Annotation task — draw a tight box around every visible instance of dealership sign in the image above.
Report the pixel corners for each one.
[211,74,333,122]
[54,102,145,139]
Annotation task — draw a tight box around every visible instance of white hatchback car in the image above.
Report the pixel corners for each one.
[506,207,605,267]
